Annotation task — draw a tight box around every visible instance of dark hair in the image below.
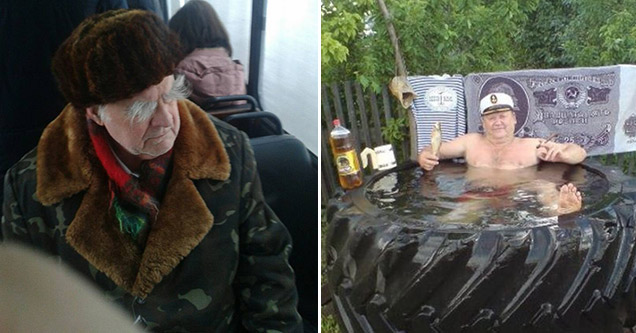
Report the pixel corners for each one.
[168,0,232,56]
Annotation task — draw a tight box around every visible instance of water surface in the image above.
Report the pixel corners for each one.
[366,162,609,227]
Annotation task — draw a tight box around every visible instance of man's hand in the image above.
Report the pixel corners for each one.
[536,141,565,162]
[418,148,439,171]
[536,140,587,164]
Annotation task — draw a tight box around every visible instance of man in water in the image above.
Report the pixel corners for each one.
[418,92,587,215]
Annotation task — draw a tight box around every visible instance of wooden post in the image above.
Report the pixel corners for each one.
[382,86,392,123]
[344,81,361,152]
[354,82,372,149]
[369,92,383,146]
[321,84,334,129]
[330,83,346,124]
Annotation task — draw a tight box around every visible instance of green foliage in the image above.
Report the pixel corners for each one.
[321,0,373,83]
[321,205,341,332]
[517,0,574,69]
[321,314,341,333]
[321,31,349,65]
[560,0,636,66]
[322,0,542,89]
[321,208,328,285]
[322,0,636,88]
[598,10,636,64]
[381,116,407,145]
[597,152,636,176]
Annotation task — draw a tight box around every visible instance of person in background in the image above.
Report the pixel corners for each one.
[168,0,247,106]
[127,0,164,21]
[418,92,586,214]
[0,0,127,208]
[1,243,142,332]
[2,9,301,332]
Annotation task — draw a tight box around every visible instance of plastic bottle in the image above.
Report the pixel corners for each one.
[329,119,363,190]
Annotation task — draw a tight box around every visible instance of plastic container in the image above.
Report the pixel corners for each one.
[329,119,363,190]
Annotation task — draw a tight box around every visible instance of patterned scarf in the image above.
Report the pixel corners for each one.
[87,119,172,246]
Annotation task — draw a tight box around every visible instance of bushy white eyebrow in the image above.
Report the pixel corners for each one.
[163,74,191,102]
[125,100,157,125]
[124,75,191,125]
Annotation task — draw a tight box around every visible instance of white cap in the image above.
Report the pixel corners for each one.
[479,93,514,115]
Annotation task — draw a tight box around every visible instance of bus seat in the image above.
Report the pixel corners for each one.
[224,111,282,138]
[199,94,260,119]
[225,111,318,330]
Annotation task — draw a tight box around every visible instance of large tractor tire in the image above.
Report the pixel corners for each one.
[325,160,636,332]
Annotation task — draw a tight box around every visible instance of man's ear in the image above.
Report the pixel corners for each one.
[86,106,104,126]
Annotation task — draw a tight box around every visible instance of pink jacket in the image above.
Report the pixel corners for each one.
[175,48,246,106]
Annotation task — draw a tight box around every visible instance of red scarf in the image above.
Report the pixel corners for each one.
[87,119,172,244]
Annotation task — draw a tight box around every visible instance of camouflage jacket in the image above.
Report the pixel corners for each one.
[1,100,302,332]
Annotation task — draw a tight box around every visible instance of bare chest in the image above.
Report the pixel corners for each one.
[466,140,539,169]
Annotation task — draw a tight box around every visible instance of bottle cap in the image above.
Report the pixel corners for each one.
[333,119,340,127]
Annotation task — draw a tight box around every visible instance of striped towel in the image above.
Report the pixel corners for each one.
[407,75,467,154]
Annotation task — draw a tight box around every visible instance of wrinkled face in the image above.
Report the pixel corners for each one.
[87,75,184,161]
[481,110,517,139]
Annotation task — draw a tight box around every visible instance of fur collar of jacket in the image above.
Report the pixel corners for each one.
[35,99,230,298]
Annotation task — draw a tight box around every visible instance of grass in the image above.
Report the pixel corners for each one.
[321,314,340,333]
[321,209,328,285]
[321,206,343,333]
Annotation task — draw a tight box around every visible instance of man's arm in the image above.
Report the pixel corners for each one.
[536,141,587,164]
[234,133,302,332]
[418,134,472,171]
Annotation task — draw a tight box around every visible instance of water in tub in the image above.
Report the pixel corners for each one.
[366,162,599,227]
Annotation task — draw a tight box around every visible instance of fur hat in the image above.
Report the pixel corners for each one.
[52,9,183,108]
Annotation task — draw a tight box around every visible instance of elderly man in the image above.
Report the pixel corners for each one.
[0,0,129,208]
[2,9,301,332]
[418,92,587,214]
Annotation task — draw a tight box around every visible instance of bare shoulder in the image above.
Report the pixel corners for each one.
[518,137,542,146]
[446,133,481,147]
[437,133,479,159]
[462,133,484,142]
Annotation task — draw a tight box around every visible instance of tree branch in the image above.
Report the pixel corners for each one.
[376,0,407,76]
